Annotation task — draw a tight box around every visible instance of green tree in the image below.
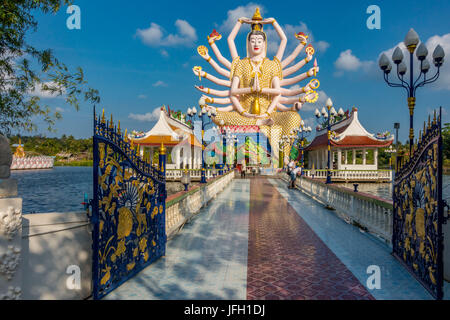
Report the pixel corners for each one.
[0,0,100,135]
[443,123,450,160]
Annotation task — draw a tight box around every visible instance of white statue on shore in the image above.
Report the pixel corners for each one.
[192,8,320,160]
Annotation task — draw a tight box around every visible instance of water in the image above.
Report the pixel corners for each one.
[339,175,450,202]
[11,167,92,214]
[337,182,393,201]
[9,166,450,213]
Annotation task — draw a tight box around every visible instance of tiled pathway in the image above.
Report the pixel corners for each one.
[105,177,434,300]
[247,178,373,300]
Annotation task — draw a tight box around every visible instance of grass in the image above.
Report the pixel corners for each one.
[54,160,93,167]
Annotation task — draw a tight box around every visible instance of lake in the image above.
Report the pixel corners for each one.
[11,166,92,214]
[9,167,450,214]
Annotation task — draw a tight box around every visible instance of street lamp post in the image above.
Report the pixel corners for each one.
[293,120,312,171]
[315,98,343,184]
[187,102,215,183]
[279,135,290,169]
[379,28,445,155]
[233,135,238,167]
[213,126,234,175]
[385,145,397,171]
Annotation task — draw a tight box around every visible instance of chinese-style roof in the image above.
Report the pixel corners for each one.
[305,108,394,151]
[130,107,202,147]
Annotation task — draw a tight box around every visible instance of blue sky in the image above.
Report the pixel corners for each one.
[25,0,450,142]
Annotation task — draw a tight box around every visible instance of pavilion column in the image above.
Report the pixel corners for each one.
[188,149,192,169]
[374,148,378,169]
[176,147,181,169]
[363,148,367,165]
[337,149,342,170]
[344,150,348,165]
[149,147,154,164]
[353,150,356,165]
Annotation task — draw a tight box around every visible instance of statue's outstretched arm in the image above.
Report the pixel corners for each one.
[209,42,232,70]
[200,53,230,78]
[193,67,231,87]
[281,37,308,68]
[280,79,317,96]
[276,102,303,112]
[206,105,235,112]
[230,76,254,118]
[195,85,229,97]
[201,95,231,105]
[279,91,316,105]
[264,77,281,115]
[228,19,245,60]
[280,66,319,86]
[269,19,288,62]
[283,54,312,78]
[276,102,295,111]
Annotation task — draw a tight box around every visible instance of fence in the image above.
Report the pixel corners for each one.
[302,169,393,182]
[284,173,393,243]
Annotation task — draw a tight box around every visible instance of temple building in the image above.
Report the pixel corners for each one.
[129,106,203,169]
[305,107,394,171]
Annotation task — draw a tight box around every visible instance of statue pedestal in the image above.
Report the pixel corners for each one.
[0,178,23,300]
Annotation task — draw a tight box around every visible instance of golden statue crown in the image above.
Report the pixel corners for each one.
[251,8,263,32]
[252,7,262,21]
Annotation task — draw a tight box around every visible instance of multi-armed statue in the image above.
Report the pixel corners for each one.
[192,8,320,164]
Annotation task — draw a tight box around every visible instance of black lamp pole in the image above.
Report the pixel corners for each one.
[379,28,444,155]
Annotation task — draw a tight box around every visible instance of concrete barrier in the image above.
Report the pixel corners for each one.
[281,173,393,244]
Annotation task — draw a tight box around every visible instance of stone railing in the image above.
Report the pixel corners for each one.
[165,170,235,238]
[282,173,393,243]
[302,169,393,182]
[166,168,232,181]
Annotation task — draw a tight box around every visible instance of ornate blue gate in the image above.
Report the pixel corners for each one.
[91,109,167,299]
[392,109,444,299]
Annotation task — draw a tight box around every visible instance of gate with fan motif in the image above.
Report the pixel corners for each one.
[90,109,167,299]
[392,108,444,299]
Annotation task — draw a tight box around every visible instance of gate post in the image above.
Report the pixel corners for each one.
[159,142,166,174]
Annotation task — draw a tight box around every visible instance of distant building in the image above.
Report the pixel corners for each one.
[129,106,203,169]
[306,107,394,171]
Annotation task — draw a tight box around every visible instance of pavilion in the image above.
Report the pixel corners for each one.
[305,107,394,171]
[129,106,203,169]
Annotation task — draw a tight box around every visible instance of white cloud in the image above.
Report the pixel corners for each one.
[128,108,161,122]
[334,49,374,76]
[266,22,330,56]
[55,107,65,113]
[216,4,329,61]
[152,80,167,87]
[29,81,65,98]
[335,32,450,89]
[136,20,197,47]
[219,3,264,33]
[160,49,169,58]
[137,94,147,99]
[425,34,450,90]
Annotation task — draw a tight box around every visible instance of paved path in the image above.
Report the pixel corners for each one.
[247,178,373,300]
[105,177,434,300]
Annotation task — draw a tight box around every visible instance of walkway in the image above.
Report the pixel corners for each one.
[105,177,433,300]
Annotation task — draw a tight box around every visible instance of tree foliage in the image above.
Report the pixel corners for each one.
[443,123,450,161]
[0,0,99,135]
[9,134,92,157]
